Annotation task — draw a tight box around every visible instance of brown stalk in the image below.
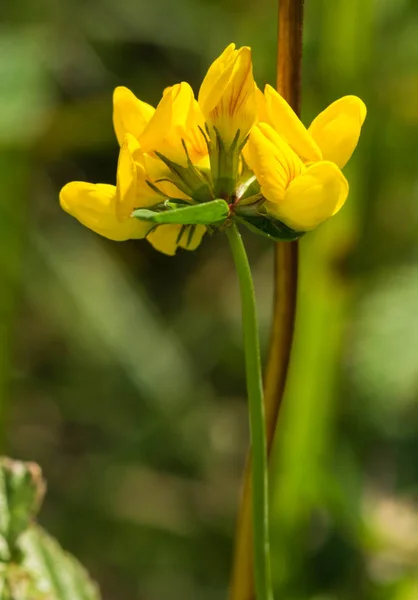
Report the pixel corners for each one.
[228,2,304,599]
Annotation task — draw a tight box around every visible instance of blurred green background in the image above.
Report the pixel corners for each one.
[1,0,418,598]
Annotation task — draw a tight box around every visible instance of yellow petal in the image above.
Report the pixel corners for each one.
[115,134,163,220]
[198,43,237,111]
[264,84,322,162]
[245,123,304,204]
[113,87,155,146]
[60,181,149,241]
[308,95,367,168]
[198,45,257,146]
[116,134,140,220]
[179,224,206,251]
[140,82,207,165]
[146,224,206,255]
[271,161,349,231]
[184,97,209,161]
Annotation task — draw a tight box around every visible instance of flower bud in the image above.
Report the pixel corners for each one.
[198,44,257,148]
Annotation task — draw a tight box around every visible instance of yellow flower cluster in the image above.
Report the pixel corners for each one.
[60,43,366,254]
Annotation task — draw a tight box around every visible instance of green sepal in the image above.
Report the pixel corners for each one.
[154,148,213,203]
[210,127,243,199]
[236,214,305,242]
[133,199,229,226]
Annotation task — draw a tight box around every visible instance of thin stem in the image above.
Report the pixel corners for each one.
[276,0,304,113]
[226,223,273,600]
[229,3,303,598]
[266,0,303,442]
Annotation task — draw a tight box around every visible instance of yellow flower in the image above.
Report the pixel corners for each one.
[59,130,168,242]
[60,43,366,249]
[115,131,207,254]
[114,82,208,166]
[246,123,348,231]
[198,43,257,148]
[244,85,366,230]
[262,84,367,168]
[115,87,209,253]
[62,84,209,254]
[114,84,209,253]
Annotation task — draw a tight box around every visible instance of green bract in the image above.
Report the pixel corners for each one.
[237,214,304,242]
[132,199,229,226]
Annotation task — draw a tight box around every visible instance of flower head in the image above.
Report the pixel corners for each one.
[59,43,366,252]
[61,84,210,254]
[244,85,366,230]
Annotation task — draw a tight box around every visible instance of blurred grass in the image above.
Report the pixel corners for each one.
[1,0,418,599]
[0,27,52,451]
[0,149,28,452]
[270,0,372,596]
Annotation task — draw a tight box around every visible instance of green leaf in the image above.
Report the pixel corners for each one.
[0,560,50,599]
[0,457,45,559]
[19,526,100,600]
[237,214,305,242]
[132,199,229,225]
[0,458,101,600]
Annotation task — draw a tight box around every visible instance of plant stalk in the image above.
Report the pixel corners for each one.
[228,1,304,598]
[226,224,273,600]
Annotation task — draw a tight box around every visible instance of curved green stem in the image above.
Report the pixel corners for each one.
[226,223,273,600]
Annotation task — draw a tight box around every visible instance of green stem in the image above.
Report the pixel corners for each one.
[226,223,273,600]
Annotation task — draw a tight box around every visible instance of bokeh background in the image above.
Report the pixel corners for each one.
[1,0,418,598]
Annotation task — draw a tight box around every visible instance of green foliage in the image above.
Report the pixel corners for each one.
[0,458,100,600]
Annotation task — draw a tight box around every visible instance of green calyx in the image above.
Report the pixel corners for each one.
[155,142,213,204]
[136,139,305,242]
[207,127,245,200]
[231,179,305,241]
